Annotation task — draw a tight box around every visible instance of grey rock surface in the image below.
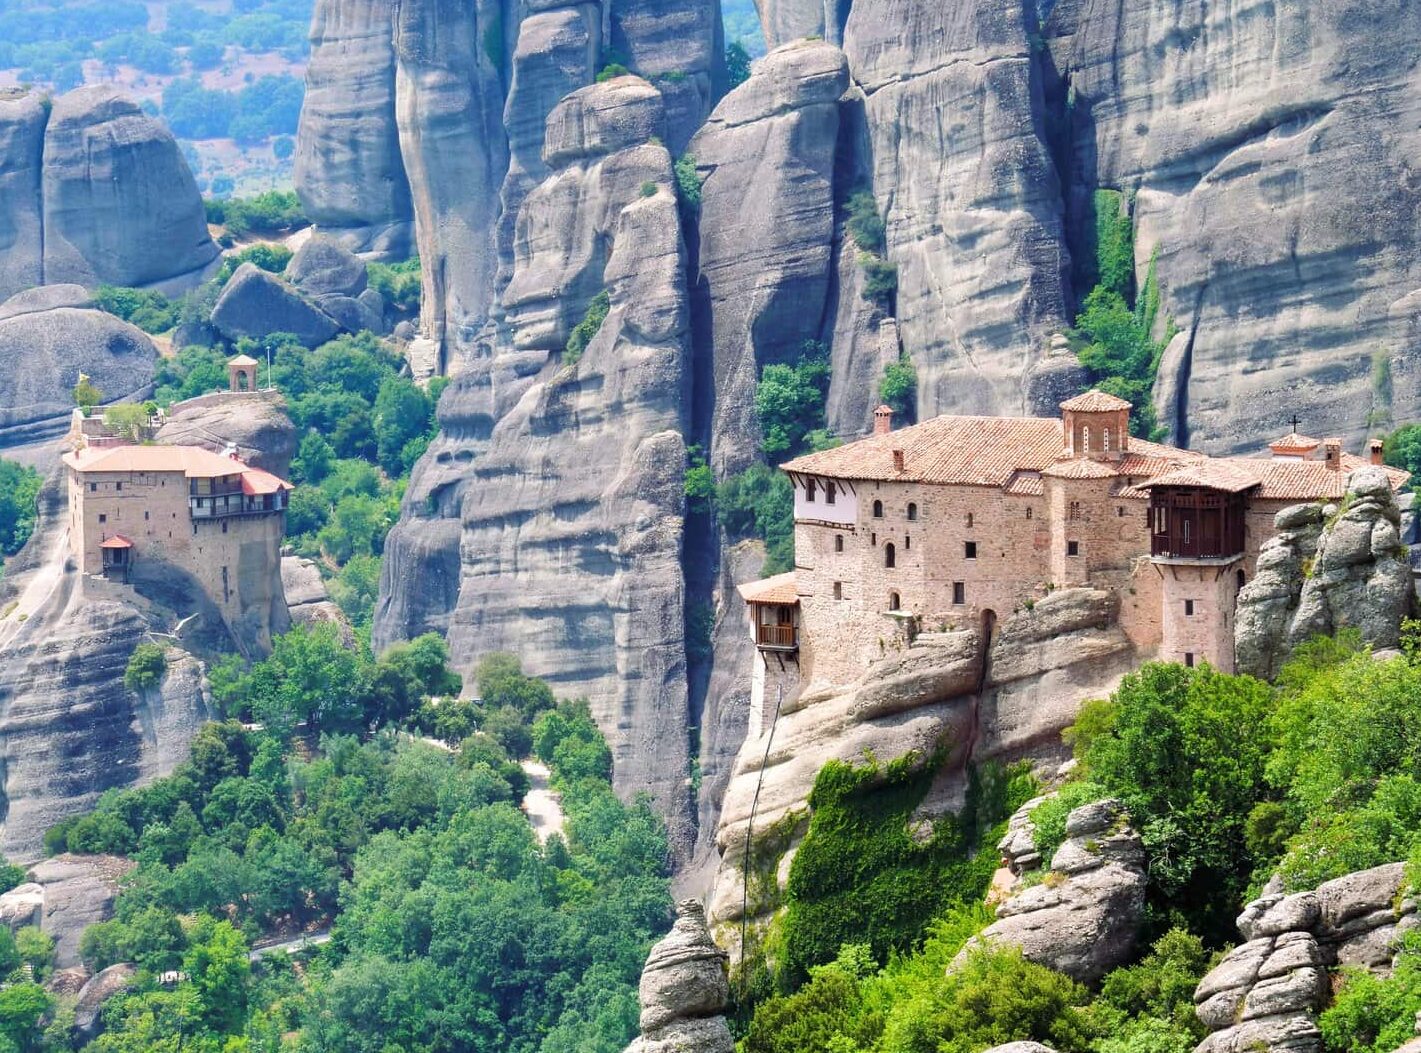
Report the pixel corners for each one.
[0,883,43,931]
[753,0,842,48]
[295,0,413,256]
[73,962,137,1040]
[0,283,93,320]
[691,40,847,476]
[609,0,723,153]
[623,900,733,1053]
[28,855,135,969]
[42,86,218,291]
[286,234,370,298]
[0,302,156,446]
[0,92,48,302]
[1236,470,1413,679]
[960,798,1147,983]
[155,390,299,477]
[211,263,341,348]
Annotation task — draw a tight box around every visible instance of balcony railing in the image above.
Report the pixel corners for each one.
[190,495,287,519]
[755,624,798,651]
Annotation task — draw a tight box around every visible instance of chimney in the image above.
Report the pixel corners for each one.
[1324,438,1341,470]
[1369,438,1385,466]
[874,404,894,437]
[892,448,905,473]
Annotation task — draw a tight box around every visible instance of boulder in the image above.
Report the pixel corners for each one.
[0,302,156,445]
[27,856,134,969]
[155,390,299,477]
[0,883,44,931]
[958,799,1147,984]
[73,962,137,1040]
[622,900,733,1053]
[210,263,341,348]
[285,234,369,298]
[607,0,723,153]
[0,283,91,320]
[42,86,218,291]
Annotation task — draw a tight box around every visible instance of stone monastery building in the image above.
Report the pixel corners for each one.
[740,391,1408,688]
[63,439,292,642]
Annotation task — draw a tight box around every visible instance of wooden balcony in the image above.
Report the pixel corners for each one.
[755,623,798,652]
[1149,486,1247,562]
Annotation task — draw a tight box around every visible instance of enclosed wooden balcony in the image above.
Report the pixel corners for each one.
[737,571,801,654]
[1148,486,1249,562]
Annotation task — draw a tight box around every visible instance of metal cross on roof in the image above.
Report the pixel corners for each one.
[1289,414,1302,432]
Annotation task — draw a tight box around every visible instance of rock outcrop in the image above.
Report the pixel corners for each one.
[41,86,218,294]
[609,0,724,153]
[73,962,137,1041]
[295,0,413,257]
[0,291,157,446]
[622,900,734,1053]
[960,798,1147,984]
[26,855,134,969]
[753,0,843,49]
[285,235,387,334]
[155,389,299,478]
[1236,467,1414,680]
[211,263,343,348]
[0,92,48,301]
[709,588,1136,949]
[691,40,848,475]
[1193,864,1418,1053]
[377,75,697,856]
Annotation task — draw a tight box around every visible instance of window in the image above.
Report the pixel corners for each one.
[1082,427,1091,454]
[825,482,836,505]
[1103,428,1111,452]
[1069,501,1082,520]
[1182,519,1191,543]
[833,581,843,600]
[872,499,883,518]
[834,534,844,552]
[889,591,901,611]
[115,482,122,491]
[1184,652,1195,668]
[1026,507,1033,520]
[953,582,965,605]
[907,502,918,522]
[904,535,910,550]
[1067,540,1080,556]
[1117,506,1125,517]
[885,543,896,568]
[964,541,977,559]
[98,514,106,523]
[1185,599,1195,616]
[222,521,228,534]
[806,479,817,502]
[144,511,149,521]
[89,483,97,493]
[966,512,973,528]
[871,532,876,546]
[1154,507,1166,533]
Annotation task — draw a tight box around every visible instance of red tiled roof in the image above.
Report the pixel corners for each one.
[737,571,799,605]
[64,444,246,478]
[1041,457,1120,479]
[782,416,1067,486]
[227,354,259,367]
[1268,432,1322,452]
[1139,461,1265,493]
[1061,390,1132,412]
[99,534,133,549]
[1003,473,1044,496]
[241,468,293,495]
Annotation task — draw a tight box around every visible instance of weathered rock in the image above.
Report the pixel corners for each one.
[609,0,723,153]
[0,92,48,302]
[0,883,44,931]
[842,0,1069,422]
[0,283,93,320]
[211,263,341,348]
[998,794,1053,876]
[28,855,135,969]
[623,900,733,1053]
[691,40,847,476]
[753,0,843,48]
[960,799,1147,983]
[1237,471,1413,679]
[1046,0,1421,454]
[286,234,370,298]
[295,0,413,256]
[73,962,137,1040]
[0,302,156,446]
[155,389,299,478]
[282,555,352,641]
[42,86,218,291]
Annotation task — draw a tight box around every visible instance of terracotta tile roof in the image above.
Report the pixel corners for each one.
[1061,390,1132,412]
[1139,461,1266,493]
[227,354,260,366]
[1041,457,1120,479]
[99,534,133,549]
[737,571,799,605]
[241,468,293,495]
[782,416,1066,486]
[1003,473,1044,496]
[1268,432,1322,452]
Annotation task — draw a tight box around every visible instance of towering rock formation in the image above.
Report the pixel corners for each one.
[295,0,413,257]
[0,87,217,303]
[609,0,725,153]
[691,39,847,476]
[753,0,843,48]
[1045,0,1421,452]
[622,900,734,1053]
[379,76,698,854]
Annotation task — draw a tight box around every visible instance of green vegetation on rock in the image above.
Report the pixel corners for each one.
[0,458,43,565]
[123,643,167,693]
[565,290,611,365]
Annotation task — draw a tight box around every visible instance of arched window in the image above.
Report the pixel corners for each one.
[885,543,896,568]
[889,591,901,611]
[906,502,918,522]
[1103,428,1111,452]
[1082,427,1091,454]
[806,479,817,502]
[873,499,884,518]
[1026,507,1033,520]
[966,512,974,528]
[834,534,844,552]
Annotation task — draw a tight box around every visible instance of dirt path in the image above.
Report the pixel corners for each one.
[521,761,565,845]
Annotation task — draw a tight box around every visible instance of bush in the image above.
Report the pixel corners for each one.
[367,256,421,313]
[96,284,178,333]
[0,459,42,559]
[215,242,293,285]
[879,356,916,420]
[846,191,886,254]
[726,40,752,89]
[1320,931,1421,1053]
[1029,780,1107,863]
[596,63,629,82]
[756,343,830,460]
[675,155,703,213]
[860,255,898,307]
[206,190,307,237]
[717,464,795,574]
[565,290,611,364]
[124,643,167,692]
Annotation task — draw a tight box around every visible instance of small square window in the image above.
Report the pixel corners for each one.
[964,541,977,559]
[952,582,965,605]
[115,482,122,491]
[1067,541,1080,557]
[833,581,843,600]
[834,535,844,553]
[98,514,106,523]
[966,512,973,528]
[1184,599,1195,616]
[1117,506,1124,517]
[1026,507,1033,520]
[1184,652,1195,668]
[89,483,97,492]
[144,511,149,521]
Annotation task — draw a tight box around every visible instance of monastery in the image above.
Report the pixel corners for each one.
[740,391,1409,696]
[61,355,292,650]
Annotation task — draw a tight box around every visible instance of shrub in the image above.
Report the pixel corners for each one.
[756,343,830,459]
[1029,780,1107,863]
[367,256,422,313]
[96,284,178,333]
[846,191,886,254]
[596,63,629,82]
[675,155,703,213]
[206,190,307,237]
[215,242,293,285]
[879,356,916,420]
[860,255,898,307]
[726,40,752,89]
[103,403,149,441]
[124,643,167,693]
[73,376,103,411]
[565,290,611,364]
[0,459,42,558]
[1320,931,1421,1053]
[717,464,795,574]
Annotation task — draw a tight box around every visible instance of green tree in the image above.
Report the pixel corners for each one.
[756,344,830,459]
[1383,423,1421,485]
[566,290,611,364]
[726,40,752,89]
[880,356,917,421]
[184,918,250,1033]
[373,375,433,475]
[0,460,42,558]
[124,643,167,692]
[74,375,103,412]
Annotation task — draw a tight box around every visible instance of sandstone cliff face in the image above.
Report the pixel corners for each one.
[0,87,216,303]
[1235,467,1414,680]
[622,900,734,1053]
[1046,0,1421,453]
[379,76,698,855]
[295,0,413,257]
